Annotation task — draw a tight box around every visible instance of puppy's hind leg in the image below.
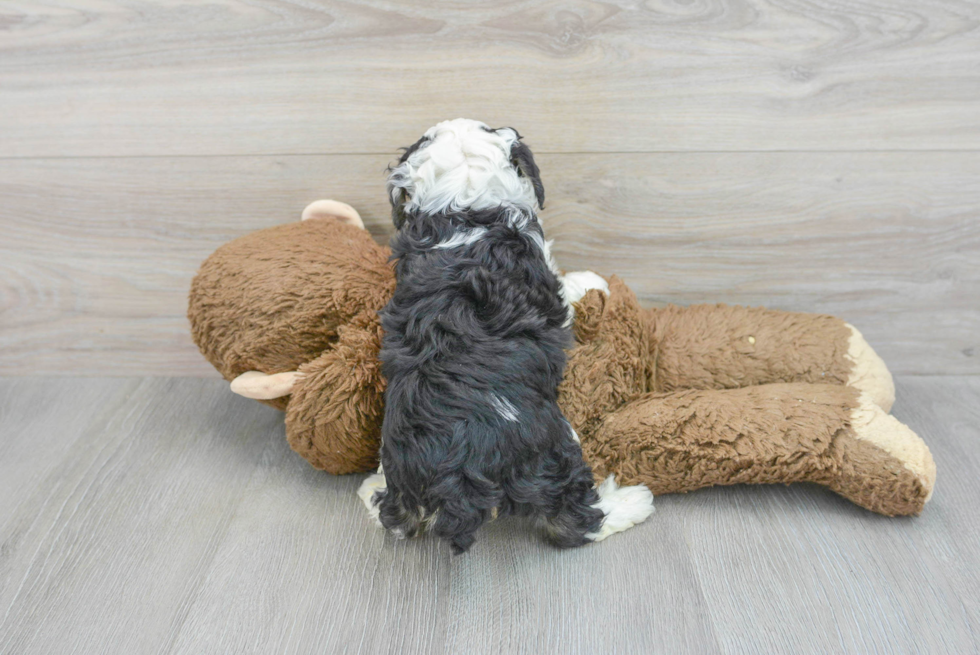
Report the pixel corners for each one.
[541,477,607,548]
[357,466,387,527]
[360,468,424,540]
[376,481,425,541]
[520,451,605,548]
[429,503,484,555]
[427,473,500,554]
[528,449,655,547]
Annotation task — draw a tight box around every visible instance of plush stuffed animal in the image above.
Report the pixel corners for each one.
[188,201,936,517]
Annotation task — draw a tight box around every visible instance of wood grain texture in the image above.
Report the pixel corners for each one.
[687,376,980,653]
[0,378,286,654]
[1,153,977,376]
[0,376,977,654]
[1,0,979,157]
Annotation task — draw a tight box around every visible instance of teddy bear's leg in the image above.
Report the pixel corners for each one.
[843,323,895,412]
[582,382,934,516]
[300,199,364,229]
[828,391,936,511]
[647,304,895,412]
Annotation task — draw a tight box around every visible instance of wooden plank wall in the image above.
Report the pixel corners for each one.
[1,1,978,376]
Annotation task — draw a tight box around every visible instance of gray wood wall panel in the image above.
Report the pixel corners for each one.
[1,1,979,156]
[0,376,976,653]
[1,1,977,373]
[1,153,977,376]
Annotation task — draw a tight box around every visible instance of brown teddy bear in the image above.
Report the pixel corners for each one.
[188,200,936,517]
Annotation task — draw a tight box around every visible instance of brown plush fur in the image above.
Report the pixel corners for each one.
[647,303,853,393]
[188,220,395,412]
[188,216,935,516]
[286,321,386,473]
[587,383,862,491]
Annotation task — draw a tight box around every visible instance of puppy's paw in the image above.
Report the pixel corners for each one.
[357,471,387,527]
[562,271,610,327]
[587,475,655,542]
[562,271,609,304]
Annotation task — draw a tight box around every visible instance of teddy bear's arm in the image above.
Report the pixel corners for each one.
[580,382,934,517]
[559,275,651,430]
[283,320,385,475]
[646,304,895,411]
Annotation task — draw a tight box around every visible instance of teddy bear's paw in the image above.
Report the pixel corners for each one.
[357,470,387,527]
[301,199,364,230]
[586,475,655,542]
[844,323,895,413]
[850,392,936,503]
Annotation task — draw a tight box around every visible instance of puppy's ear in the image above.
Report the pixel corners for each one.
[388,181,411,230]
[387,136,427,229]
[510,139,545,210]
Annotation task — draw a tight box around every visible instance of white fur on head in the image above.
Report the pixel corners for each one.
[388,118,539,222]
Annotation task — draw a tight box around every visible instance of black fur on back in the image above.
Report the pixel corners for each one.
[376,206,604,553]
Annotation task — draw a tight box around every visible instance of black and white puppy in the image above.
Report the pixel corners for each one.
[359,119,653,553]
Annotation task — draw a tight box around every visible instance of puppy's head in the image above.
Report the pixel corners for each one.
[387,118,544,229]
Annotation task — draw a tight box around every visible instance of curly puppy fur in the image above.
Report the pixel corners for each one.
[368,119,606,553]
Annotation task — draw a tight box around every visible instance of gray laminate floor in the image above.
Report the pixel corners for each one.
[0,376,977,654]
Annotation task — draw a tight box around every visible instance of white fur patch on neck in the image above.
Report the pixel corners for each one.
[389,118,537,218]
[432,226,488,250]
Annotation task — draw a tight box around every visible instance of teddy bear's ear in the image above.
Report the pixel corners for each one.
[300,200,364,229]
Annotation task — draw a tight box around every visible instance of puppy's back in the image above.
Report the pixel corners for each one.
[378,221,581,551]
